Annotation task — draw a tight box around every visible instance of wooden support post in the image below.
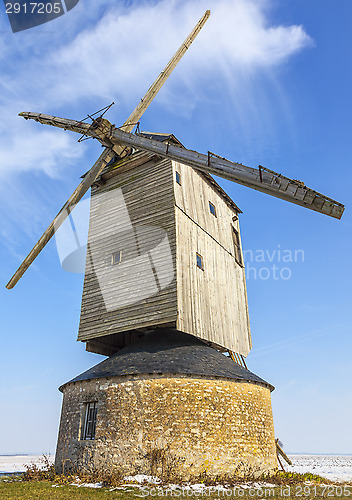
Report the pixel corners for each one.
[240,354,248,370]
[277,453,285,472]
[276,438,292,466]
[228,350,248,369]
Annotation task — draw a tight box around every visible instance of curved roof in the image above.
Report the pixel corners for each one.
[60,329,273,391]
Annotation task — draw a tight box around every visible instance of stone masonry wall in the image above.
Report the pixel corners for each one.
[55,374,277,479]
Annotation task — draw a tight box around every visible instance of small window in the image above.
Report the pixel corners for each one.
[82,402,98,440]
[112,251,122,265]
[176,171,181,185]
[196,253,204,270]
[232,228,243,266]
[209,201,217,217]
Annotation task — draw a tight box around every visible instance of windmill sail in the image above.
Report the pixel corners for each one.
[107,128,344,219]
[7,12,211,289]
[18,113,344,220]
[108,9,211,156]
[6,148,115,289]
[122,10,210,133]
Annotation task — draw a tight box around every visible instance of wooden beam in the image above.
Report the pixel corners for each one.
[18,112,345,220]
[108,128,345,219]
[240,354,248,370]
[276,438,292,466]
[121,10,210,134]
[277,453,285,472]
[228,350,248,369]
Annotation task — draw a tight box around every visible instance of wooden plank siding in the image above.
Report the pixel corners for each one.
[78,155,178,347]
[78,149,251,357]
[173,161,252,356]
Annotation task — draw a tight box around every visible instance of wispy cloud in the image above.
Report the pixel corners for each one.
[50,0,312,101]
[0,0,313,257]
[0,107,82,177]
[0,0,312,178]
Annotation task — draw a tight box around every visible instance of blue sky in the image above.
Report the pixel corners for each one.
[0,0,351,455]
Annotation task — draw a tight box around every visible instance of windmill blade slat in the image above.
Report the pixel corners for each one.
[295,188,306,201]
[303,191,315,204]
[6,148,115,289]
[278,178,290,191]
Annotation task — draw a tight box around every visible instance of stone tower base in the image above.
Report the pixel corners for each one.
[55,330,277,480]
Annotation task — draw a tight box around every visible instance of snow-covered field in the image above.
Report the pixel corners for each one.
[1,454,352,482]
[286,455,352,482]
[0,455,53,474]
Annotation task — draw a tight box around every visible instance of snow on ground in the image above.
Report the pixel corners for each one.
[286,455,352,482]
[1,454,352,483]
[0,455,53,474]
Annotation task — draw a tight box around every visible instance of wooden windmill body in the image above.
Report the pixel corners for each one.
[80,137,251,359]
[6,10,344,478]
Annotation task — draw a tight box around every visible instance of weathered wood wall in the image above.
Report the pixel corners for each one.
[173,161,252,356]
[78,149,251,357]
[78,153,178,348]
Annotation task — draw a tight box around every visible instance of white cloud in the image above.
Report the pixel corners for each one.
[45,0,312,105]
[0,0,312,179]
[187,0,311,67]
[0,109,82,178]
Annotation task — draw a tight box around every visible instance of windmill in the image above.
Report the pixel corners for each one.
[6,10,344,479]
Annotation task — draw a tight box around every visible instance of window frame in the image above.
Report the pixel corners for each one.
[196,252,204,271]
[81,401,98,441]
[209,201,217,217]
[175,171,181,185]
[232,227,243,267]
[111,250,122,265]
